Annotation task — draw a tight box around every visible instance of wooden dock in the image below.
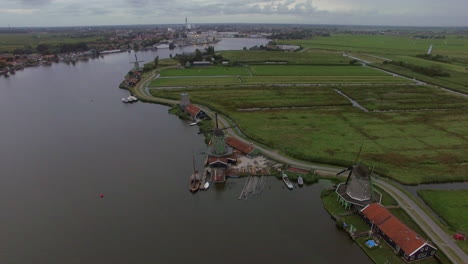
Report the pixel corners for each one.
[238,175,267,200]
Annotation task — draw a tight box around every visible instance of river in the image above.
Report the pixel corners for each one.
[0,38,371,264]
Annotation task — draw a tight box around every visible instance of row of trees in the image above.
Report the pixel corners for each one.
[12,42,90,55]
[173,46,222,65]
[416,54,452,63]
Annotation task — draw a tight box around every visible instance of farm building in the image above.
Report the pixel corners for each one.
[226,137,255,156]
[180,93,208,120]
[360,203,437,262]
[183,104,208,120]
[192,61,211,66]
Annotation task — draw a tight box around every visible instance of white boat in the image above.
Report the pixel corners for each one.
[282,173,294,190]
[190,122,198,126]
[204,182,210,190]
[298,176,304,187]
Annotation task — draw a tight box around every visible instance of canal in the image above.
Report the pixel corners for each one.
[0,39,371,264]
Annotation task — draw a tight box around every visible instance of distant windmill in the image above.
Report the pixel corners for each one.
[130,54,144,71]
[199,113,235,157]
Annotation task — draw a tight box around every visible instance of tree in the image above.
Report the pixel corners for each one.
[205,45,215,56]
[154,56,159,68]
[169,43,175,50]
[194,49,202,61]
[36,43,51,54]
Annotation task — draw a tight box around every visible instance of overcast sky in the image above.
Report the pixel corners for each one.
[0,0,467,27]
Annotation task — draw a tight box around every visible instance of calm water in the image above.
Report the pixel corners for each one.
[0,39,371,264]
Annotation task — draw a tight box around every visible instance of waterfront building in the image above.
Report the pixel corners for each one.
[360,203,437,262]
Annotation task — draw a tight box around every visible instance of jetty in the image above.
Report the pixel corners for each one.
[238,176,267,200]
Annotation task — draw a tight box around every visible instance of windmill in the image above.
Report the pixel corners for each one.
[130,54,144,71]
[199,113,235,157]
[336,145,375,202]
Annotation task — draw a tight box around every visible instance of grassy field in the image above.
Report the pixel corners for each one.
[277,34,468,93]
[150,63,409,87]
[150,86,351,109]
[150,83,468,184]
[418,190,468,233]
[160,66,250,77]
[418,190,468,254]
[249,65,390,76]
[220,49,351,64]
[0,33,102,52]
[338,85,468,110]
[279,34,468,58]
[150,77,242,87]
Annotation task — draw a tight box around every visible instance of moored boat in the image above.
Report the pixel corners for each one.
[282,172,294,190]
[298,176,304,187]
[190,155,201,192]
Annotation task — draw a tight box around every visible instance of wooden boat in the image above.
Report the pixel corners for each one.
[297,176,304,187]
[282,173,294,190]
[190,155,201,192]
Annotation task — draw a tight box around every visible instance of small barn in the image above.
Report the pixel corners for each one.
[226,137,255,156]
[183,104,208,120]
[360,203,437,262]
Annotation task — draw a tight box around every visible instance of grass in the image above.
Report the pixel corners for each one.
[160,66,250,77]
[417,190,468,233]
[150,77,242,87]
[279,34,468,58]
[249,65,390,76]
[374,186,398,206]
[0,33,103,52]
[277,34,468,93]
[220,49,351,64]
[150,86,351,110]
[338,85,468,111]
[320,189,348,216]
[151,84,468,184]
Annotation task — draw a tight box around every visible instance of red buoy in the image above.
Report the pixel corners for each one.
[99,194,104,198]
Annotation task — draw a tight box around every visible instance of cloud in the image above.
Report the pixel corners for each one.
[0,8,39,14]
[18,0,53,6]
[0,0,467,27]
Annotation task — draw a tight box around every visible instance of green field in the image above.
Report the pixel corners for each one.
[160,66,250,77]
[151,83,468,184]
[418,190,468,232]
[338,85,468,110]
[277,34,468,93]
[418,190,468,254]
[220,49,351,64]
[279,34,468,58]
[151,77,241,87]
[0,33,102,52]
[150,63,408,88]
[151,86,350,109]
[249,65,390,76]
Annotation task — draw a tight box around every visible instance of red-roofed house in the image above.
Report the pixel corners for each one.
[226,137,255,155]
[360,203,437,262]
[183,104,207,120]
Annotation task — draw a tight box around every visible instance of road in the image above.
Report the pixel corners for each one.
[132,68,468,264]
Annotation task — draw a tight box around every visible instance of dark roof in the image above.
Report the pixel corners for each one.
[354,164,371,179]
[361,203,434,256]
[226,137,255,154]
[213,129,225,137]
